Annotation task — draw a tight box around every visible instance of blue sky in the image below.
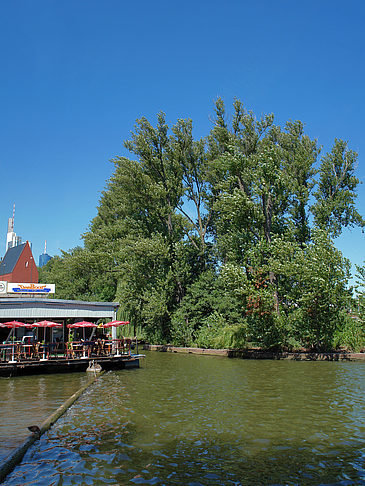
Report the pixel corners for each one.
[0,0,364,279]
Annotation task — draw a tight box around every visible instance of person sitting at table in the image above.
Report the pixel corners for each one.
[31,342,40,359]
[50,337,60,357]
[94,337,104,356]
[104,337,113,355]
[91,339,98,356]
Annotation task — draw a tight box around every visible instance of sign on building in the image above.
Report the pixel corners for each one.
[7,283,55,294]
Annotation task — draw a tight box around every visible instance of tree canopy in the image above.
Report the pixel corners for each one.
[39,99,365,351]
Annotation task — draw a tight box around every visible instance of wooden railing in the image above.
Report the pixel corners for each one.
[0,338,134,363]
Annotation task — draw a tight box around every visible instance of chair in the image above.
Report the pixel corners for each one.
[115,338,124,355]
[66,342,74,359]
[125,338,132,355]
[50,341,60,358]
[91,340,99,356]
[104,340,113,356]
[0,345,12,362]
[72,341,83,358]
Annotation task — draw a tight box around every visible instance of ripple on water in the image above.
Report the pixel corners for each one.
[0,373,89,462]
[2,356,365,485]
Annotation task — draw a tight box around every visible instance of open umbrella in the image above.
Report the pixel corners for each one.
[67,321,98,357]
[33,320,63,361]
[67,321,97,328]
[2,320,33,363]
[102,320,129,328]
[67,321,98,333]
[102,321,129,356]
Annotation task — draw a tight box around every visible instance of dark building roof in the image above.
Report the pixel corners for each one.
[0,243,27,276]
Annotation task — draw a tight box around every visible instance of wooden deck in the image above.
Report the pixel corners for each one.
[0,354,142,377]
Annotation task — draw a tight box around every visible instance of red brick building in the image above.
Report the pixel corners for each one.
[0,241,38,283]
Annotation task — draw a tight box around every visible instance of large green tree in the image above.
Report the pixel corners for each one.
[82,114,214,341]
[39,99,364,350]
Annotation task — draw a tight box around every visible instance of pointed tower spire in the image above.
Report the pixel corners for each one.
[5,204,22,251]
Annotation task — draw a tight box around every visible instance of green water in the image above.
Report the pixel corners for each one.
[0,373,89,461]
[2,351,365,485]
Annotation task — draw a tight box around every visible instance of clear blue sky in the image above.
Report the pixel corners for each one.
[0,0,364,279]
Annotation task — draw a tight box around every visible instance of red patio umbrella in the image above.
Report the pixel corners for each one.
[67,321,98,341]
[67,321,98,358]
[67,321,98,328]
[2,320,32,328]
[33,320,63,360]
[102,321,130,356]
[2,320,33,342]
[33,320,62,328]
[102,320,129,327]
[2,320,33,363]
[2,320,33,336]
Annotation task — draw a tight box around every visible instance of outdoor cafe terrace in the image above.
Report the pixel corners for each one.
[0,297,135,364]
[0,320,135,364]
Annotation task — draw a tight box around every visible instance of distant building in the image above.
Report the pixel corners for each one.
[39,253,52,268]
[39,240,52,268]
[6,204,22,251]
[0,241,38,283]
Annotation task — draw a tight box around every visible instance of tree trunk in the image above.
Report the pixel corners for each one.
[262,192,280,315]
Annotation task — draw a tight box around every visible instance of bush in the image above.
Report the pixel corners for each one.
[333,314,365,352]
[170,307,195,346]
[194,312,247,349]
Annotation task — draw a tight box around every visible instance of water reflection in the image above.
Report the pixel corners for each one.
[0,373,89,461]
[2,353,365,485]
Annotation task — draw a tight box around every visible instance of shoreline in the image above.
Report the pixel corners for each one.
[142,344,365,361]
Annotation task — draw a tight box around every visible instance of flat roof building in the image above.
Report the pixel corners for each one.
[0,297,119,321]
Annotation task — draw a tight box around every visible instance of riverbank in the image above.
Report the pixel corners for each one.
[143,344,365,361]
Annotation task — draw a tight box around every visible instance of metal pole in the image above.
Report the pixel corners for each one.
[9,327,16,363]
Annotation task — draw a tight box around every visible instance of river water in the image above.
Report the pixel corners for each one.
[1,351,365,485]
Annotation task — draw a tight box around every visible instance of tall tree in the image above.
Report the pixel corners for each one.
[40,100,364,350]
[171,119,212,255]
[124,113,184,240]
[274,120,319,245]
[312,139,365,237]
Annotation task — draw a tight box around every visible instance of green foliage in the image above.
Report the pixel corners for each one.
[194,312,247,349]
[333,314,365,352]
[41,100,364,352]
[312,139,365,237]
[283,231,352,350]
[170,269,247,347]
[220,258,281,348]
[220,231,352,350]
[39,247,117,301]
[355,262,365,321]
